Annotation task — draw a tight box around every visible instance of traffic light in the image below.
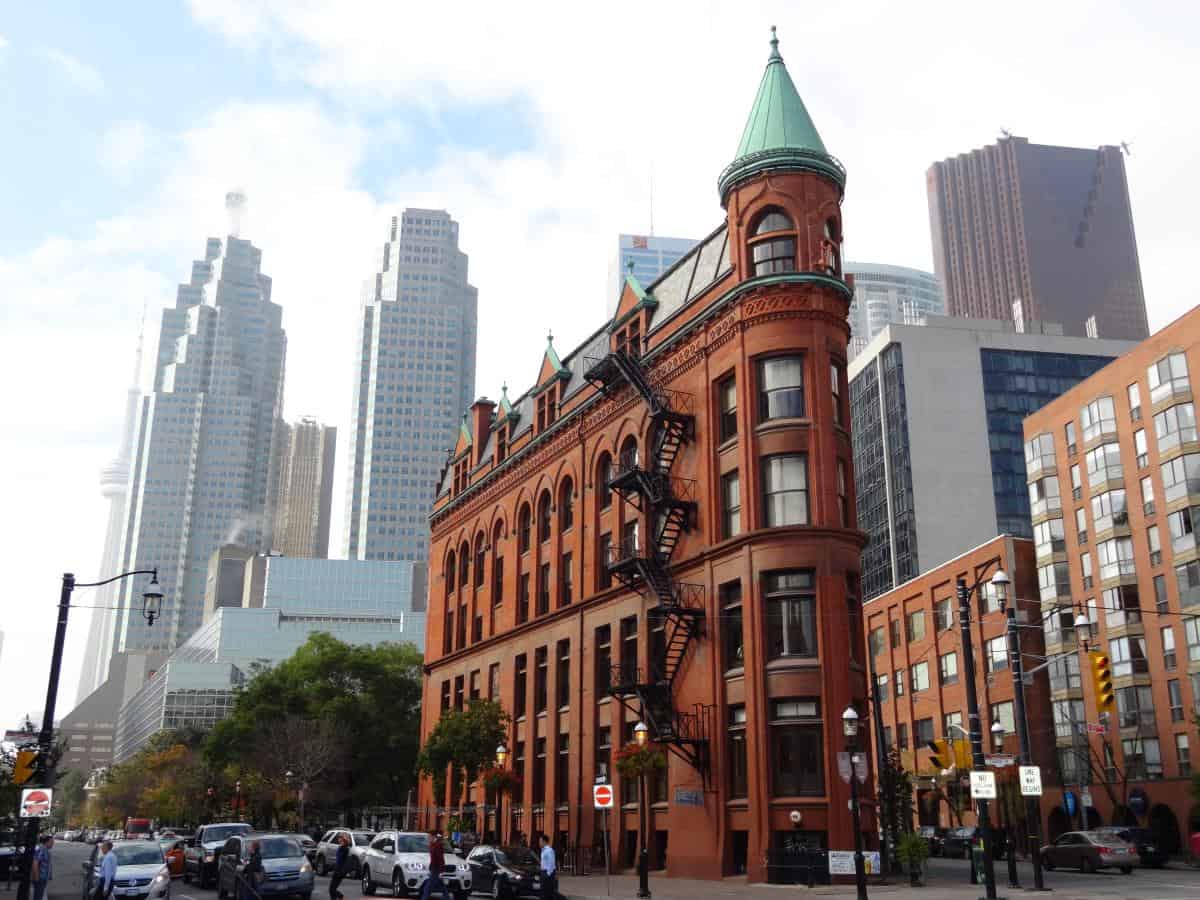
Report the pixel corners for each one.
[952,739,973,769]
[927,739,952,771]
[1089,650,1115,712]
[13,750,37,785]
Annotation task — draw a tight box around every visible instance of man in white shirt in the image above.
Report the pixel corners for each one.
[96,842,119,900]
[538,834,556,900]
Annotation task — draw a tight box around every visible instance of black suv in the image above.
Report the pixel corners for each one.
[465,845,542,900]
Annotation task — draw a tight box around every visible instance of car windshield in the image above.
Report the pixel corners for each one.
[495,848,538,866]
[353,834,372,846]
[258,838,304,859]
[1090,834,1129,847]
[114,844,165,866]
[206,826,250,843]
[396,835,430,853]
[951,828,974,838]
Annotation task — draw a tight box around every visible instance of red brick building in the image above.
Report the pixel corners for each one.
[863,536,1057,839]
[417,31,873,882]
[1020,304,1200,851]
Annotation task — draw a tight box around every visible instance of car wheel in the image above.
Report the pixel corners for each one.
[317,856,327,877]
[392,870,405,897]
[362,867,376,895]
[1081,857,1095,874]
[1120,866,1132,875]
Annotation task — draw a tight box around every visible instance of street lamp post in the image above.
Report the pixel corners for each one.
[1073,612,1095,833]
[16,568,161,900]
[495,744,508,844]
[990,723,1020,890]
[634,722,650,900]
[956,570,1005,900]
[841,707,869,900]
[997,585,1048,892]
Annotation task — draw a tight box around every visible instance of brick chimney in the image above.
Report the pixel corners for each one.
[470,397,496,466]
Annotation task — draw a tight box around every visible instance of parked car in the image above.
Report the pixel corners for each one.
[0,828,23,881]
[184,823,253,888]
[159,838,187,877]
[939,826,1007,860]
[917,826,947,857]
[465,845,543,899]
[360,831,471,900]
[288,834,318,864]
[81,840,171,900]
[314,830,374,877]
[216,834,314,900]
[1094,826,1169,868]
[1040,831,1138,874]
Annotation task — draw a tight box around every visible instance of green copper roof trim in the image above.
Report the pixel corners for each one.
[459,414,473,445]
[493,383,519,430]
[718,147,846,200]
[609,289,659,333]
[720,28,844,200]
[708,270,852,306]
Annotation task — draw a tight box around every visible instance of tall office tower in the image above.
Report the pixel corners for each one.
[607,234,699,313]
[345,210,477,561]
[270,417,336,558]
[115,218,286,654]
[75,334,144,704]
[845,261,944,359]
[928,136,1149,341]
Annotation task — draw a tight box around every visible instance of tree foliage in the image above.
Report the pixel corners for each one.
[878,747,915,838]
[417,700,510,799]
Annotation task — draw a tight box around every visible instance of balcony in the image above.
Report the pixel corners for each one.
[1083,419,1118,444]
[1118,709,1156,731]
[1040,581,1072,603]
[1099,558,1137,581]
[1089,463,1124,488]
[1030,494,1063,520]
[1151,378,1191,407]
[1165,478,1200,505]
[1026,453,1057,481]
[1035,538,1067,561]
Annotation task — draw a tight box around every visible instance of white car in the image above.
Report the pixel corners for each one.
[82,840,171,900]
[360,832,471,900]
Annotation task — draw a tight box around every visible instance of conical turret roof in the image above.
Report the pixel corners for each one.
[718,27,845,203]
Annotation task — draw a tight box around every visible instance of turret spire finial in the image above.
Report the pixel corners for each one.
[769,25,781,61]
[547,331,554,345]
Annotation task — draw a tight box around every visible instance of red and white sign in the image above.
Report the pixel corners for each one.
[593,784,614,809]
[20,788,52,818]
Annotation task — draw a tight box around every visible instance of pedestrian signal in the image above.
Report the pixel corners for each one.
[14,750,37,785]
[1089,650,1114,712]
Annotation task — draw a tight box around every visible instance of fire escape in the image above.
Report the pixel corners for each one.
[584,346,711,781]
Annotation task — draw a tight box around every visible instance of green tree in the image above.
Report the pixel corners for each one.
[55,769,88,826]
[878,746,915,836]
[417,700,510,801]
[205,634,424,814]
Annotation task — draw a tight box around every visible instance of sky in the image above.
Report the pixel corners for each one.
[1,0,1199,731]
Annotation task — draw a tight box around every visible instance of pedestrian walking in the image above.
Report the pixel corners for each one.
[94,841,117,900]
[243,841,265,900]
[538,833,557,900]
[328,835,350,900]
[418,833,449,900]
[31,835,53,900]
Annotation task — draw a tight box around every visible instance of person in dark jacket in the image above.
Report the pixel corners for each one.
[243,841,265,898]
[329,835,350,900]
[419,833,449,900]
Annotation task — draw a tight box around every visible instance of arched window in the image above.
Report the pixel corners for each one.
[518,504,532,554]
[491,520,505,605]
[459,541,470,586]
[749,209,796,276]
[538,490,553,543]
[474,532,486,588]
[823,218,841,276]
[619,436,639,473]
[598,452,613,510]
[446,550,456,592]
[559,477,574,531]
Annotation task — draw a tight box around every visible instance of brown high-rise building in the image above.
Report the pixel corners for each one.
[417,31,873,883]
[270,416,336,558]
[927,137,1149,341]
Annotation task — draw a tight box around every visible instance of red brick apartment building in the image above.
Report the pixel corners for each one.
[417,33,873,881]
[1020,304,1200,852]
[863,536,1058,838]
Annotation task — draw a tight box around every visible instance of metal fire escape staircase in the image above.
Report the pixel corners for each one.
[584,348,711,781]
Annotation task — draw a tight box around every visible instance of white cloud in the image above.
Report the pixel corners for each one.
[0,33,9,50]
[99,121,155,178]
[37,45,105,94]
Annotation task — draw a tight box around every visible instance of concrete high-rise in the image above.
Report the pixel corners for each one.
[76,334,144,704]
[115,220,286,654]
[344,210,477,562]
[270,416,336,558]
[845,261,944,359]
[928,136,1149,341]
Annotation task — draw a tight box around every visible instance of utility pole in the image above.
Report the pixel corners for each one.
[957,577,998,900]
[1004,599,1046,890]
[867,651,892,876]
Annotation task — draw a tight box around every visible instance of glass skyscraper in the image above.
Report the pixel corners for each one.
[344,210,477,561]
[115,232,287,653]
[845,261,944,359]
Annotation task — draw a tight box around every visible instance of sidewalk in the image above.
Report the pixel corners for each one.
[560,873,905,900]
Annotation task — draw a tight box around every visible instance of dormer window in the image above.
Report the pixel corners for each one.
[495,425,508,464]
[452,457,469,496]
[536,386,559,432]
[749,209,796,276]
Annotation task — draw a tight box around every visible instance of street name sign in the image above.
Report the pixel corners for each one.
[593,784,614,809]
[20,788,52,817]
[1019,766,1043,796]
[969,770,997,799]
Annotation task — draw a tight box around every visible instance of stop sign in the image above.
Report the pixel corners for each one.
[593,784,614,809]
[20,789,52,818]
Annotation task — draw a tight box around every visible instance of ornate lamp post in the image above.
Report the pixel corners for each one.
[495,744,508,844]
[634,722,650,899]
[841,707,868,900]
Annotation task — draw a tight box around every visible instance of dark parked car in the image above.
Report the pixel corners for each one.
[465,845,543,899]
[1094,827,1169,868]
[1040,831,1138,874]
[917,826,947,857]
[941,827,1006,860]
